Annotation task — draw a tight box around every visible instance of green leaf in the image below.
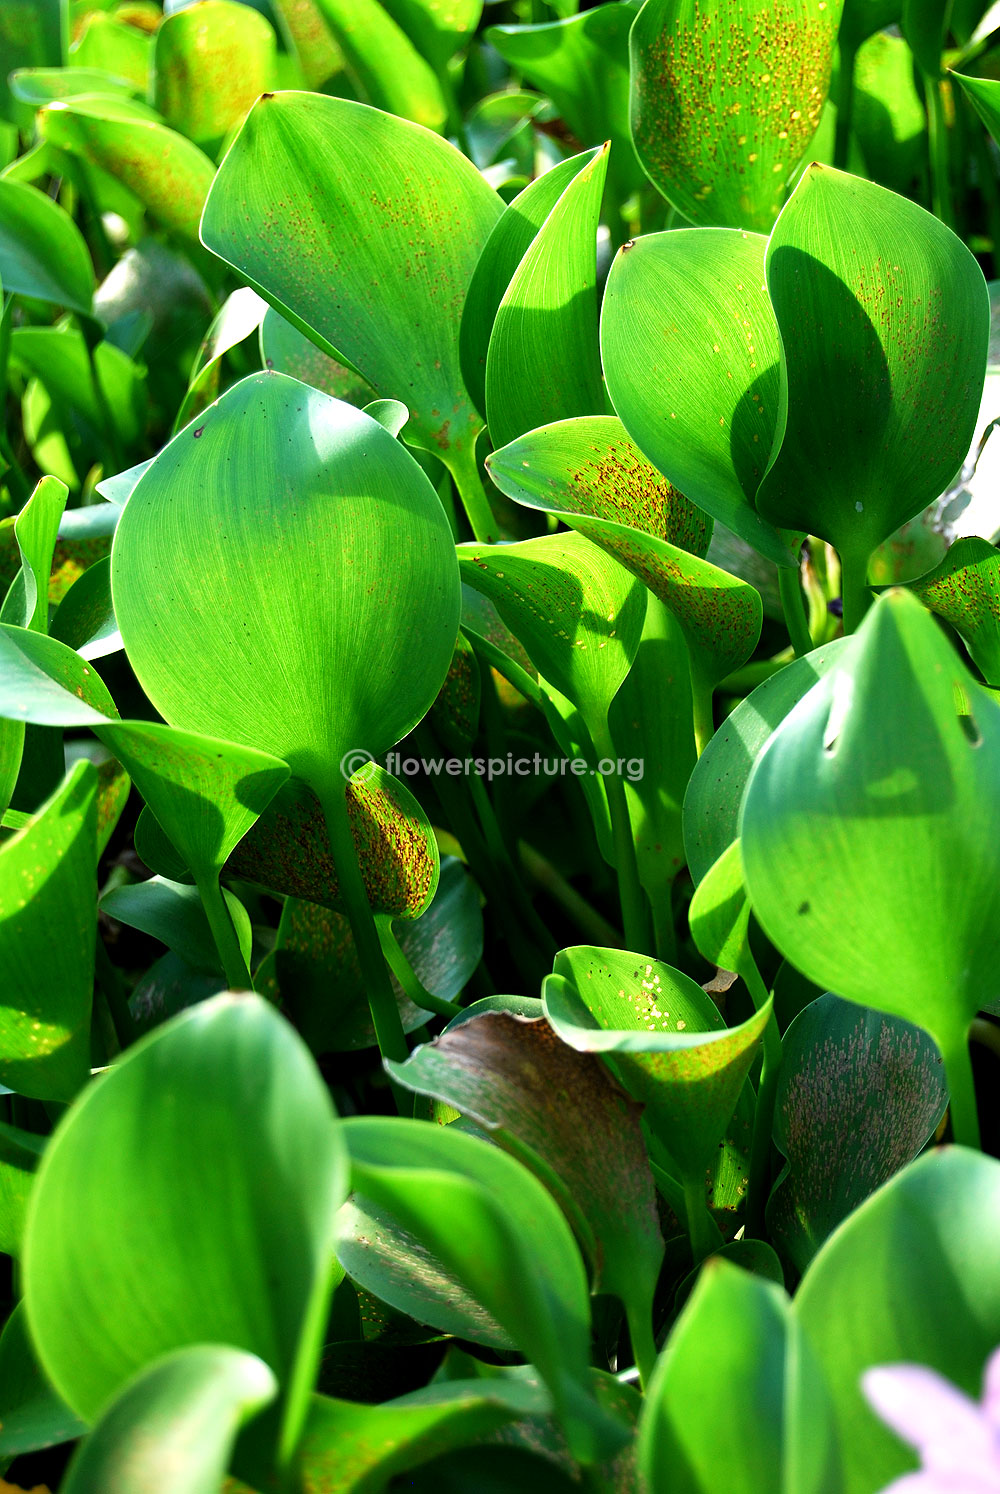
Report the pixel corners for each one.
[201,93,503,470]
[486,5,644,205]
[794,1147,1000,1494]
[173,286,267,434]
[908,534,1000,685]
[852,32,926,193]
[768,993,947,1273]
[387,1011,665,1334]
[151,0,276,151]
[688,839,755,979]
[639,1259,840,1494]
[459,149,597,422]
[901,0,948,76]
[70,13,151,91]
[484,143,608,450]
[1,474,67,633]
[0,760,96,1101]
[111,372,459,806]
[49,555,120,659]
[487,415,712,559]
[39,96,216,240]
[741,590,1000,1071]
[544,946,771,1185]
[10,324,147,452]
[682,637,850,885]
[0,0,66,120]
[757,165,989,575]
[310,0,448,132]
[840,0,901,50]
[9,65,140,108]
[601,228,794,567]
[0,179,93,313]
[340,1116,627,1465]
[260,306,373,405]
[0,1303,86,1461]
[0,1119,46,1256]
[629,0,843,231]
[100,876,252,975]
[379,0,482,72]
[23,994,347,1466]
[61,1346,278,1494]
[954,69,1000,148]
[0,621,119,726]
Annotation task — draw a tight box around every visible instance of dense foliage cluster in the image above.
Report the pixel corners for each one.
[2,0,1000,1489]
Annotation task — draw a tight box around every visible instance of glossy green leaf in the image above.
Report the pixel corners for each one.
[310,0,447,133]
[62,1345,278,1494]
[0,1303,86,1461]
[682,637,850,884]
[768,992,947,1273]
[852,32,926,193]
[173,285,267,433]
[24,994,347,1464]
[757,166,989,573]
[0,759,96,1101]
[101,876,252,974]
[388,1011,664,1335]
[458,532,647,733]
[485,143,608,450]
[151,0,276,150]
[9,65,139,108]
[601,228,793,567]
[0,178,93,313]
[954,69,1000,148]
[10,324,147,452]
[112,372,459,807]
[1,474,67,633]
[486,5,644,205]
[544,946,771,1184]
[340,1116,626,1465]
[688,839,755,979]
[228,768,440,918]
[742,589,1000,1074]
[201,93,504,472]
[39,96,216,240]
[0,1119,46,1255]
[260,306,373,405]
[908,534,1000,685]
[794,1147,1000,1494]
[70,12,151,90]
[639,1259,839,1494]
[629,0,843,231]
[0,621,118,727]
[49,555,120,659]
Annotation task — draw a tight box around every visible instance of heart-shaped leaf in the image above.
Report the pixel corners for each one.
[757,165,989,618]
[601,227,793,567]
[741,589,1000,1146]
[61,1346,278,1494]
[0,179,93,313]
[629,0,843,231]
[768,992,947,1273]
[484,143,608,450]
[151,0,276,152]
[459,150,597,421]
[908,535,1000,686]
[794,1147,1000,1494]
[24,994,347,1468]
[387,1011,664,1370]
[201,93,504,527]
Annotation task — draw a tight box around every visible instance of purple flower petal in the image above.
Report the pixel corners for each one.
[862,1365,1000,1477]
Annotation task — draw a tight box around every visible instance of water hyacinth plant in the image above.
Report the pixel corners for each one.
[4,0,1000,1489]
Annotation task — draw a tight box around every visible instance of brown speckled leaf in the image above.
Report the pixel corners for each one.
[769,993,947,1273]
[151,0,276,151]
[388,1012,664,1321]
[630,0,843,232]
[909,536,1000,687]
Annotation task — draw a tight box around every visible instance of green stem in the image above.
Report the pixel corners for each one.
[80,316,124,474]
[624,1298,658,1394]
[197,872,253,991]
[377,921,462,1020]
[444,440,498,543]
[943,1024,981,1149]
[925,72,954,228]
[778,558,812,659]
[321,783,409,1078]
[741,957,782,1240]
[718,652,794,697]
[593,716,652,954]
[833,39,857,171]
[839,545,873,634]
[652,890,677,965]
[690,668,716,757]
[518,839,622,947]
[683,1176,718,1266]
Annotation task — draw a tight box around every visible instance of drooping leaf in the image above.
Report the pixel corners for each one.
[629,0,843,231]
[768,992,947,1273]
[908,535,1000,686]
[485,142,608,450]
[151,0,276,151]
[24,995,347,1464]
[0,178,93,313]
[600,228,793,567]
[0,760,96,1101]
[61,1346,278,1494]
[757,165,989,578]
